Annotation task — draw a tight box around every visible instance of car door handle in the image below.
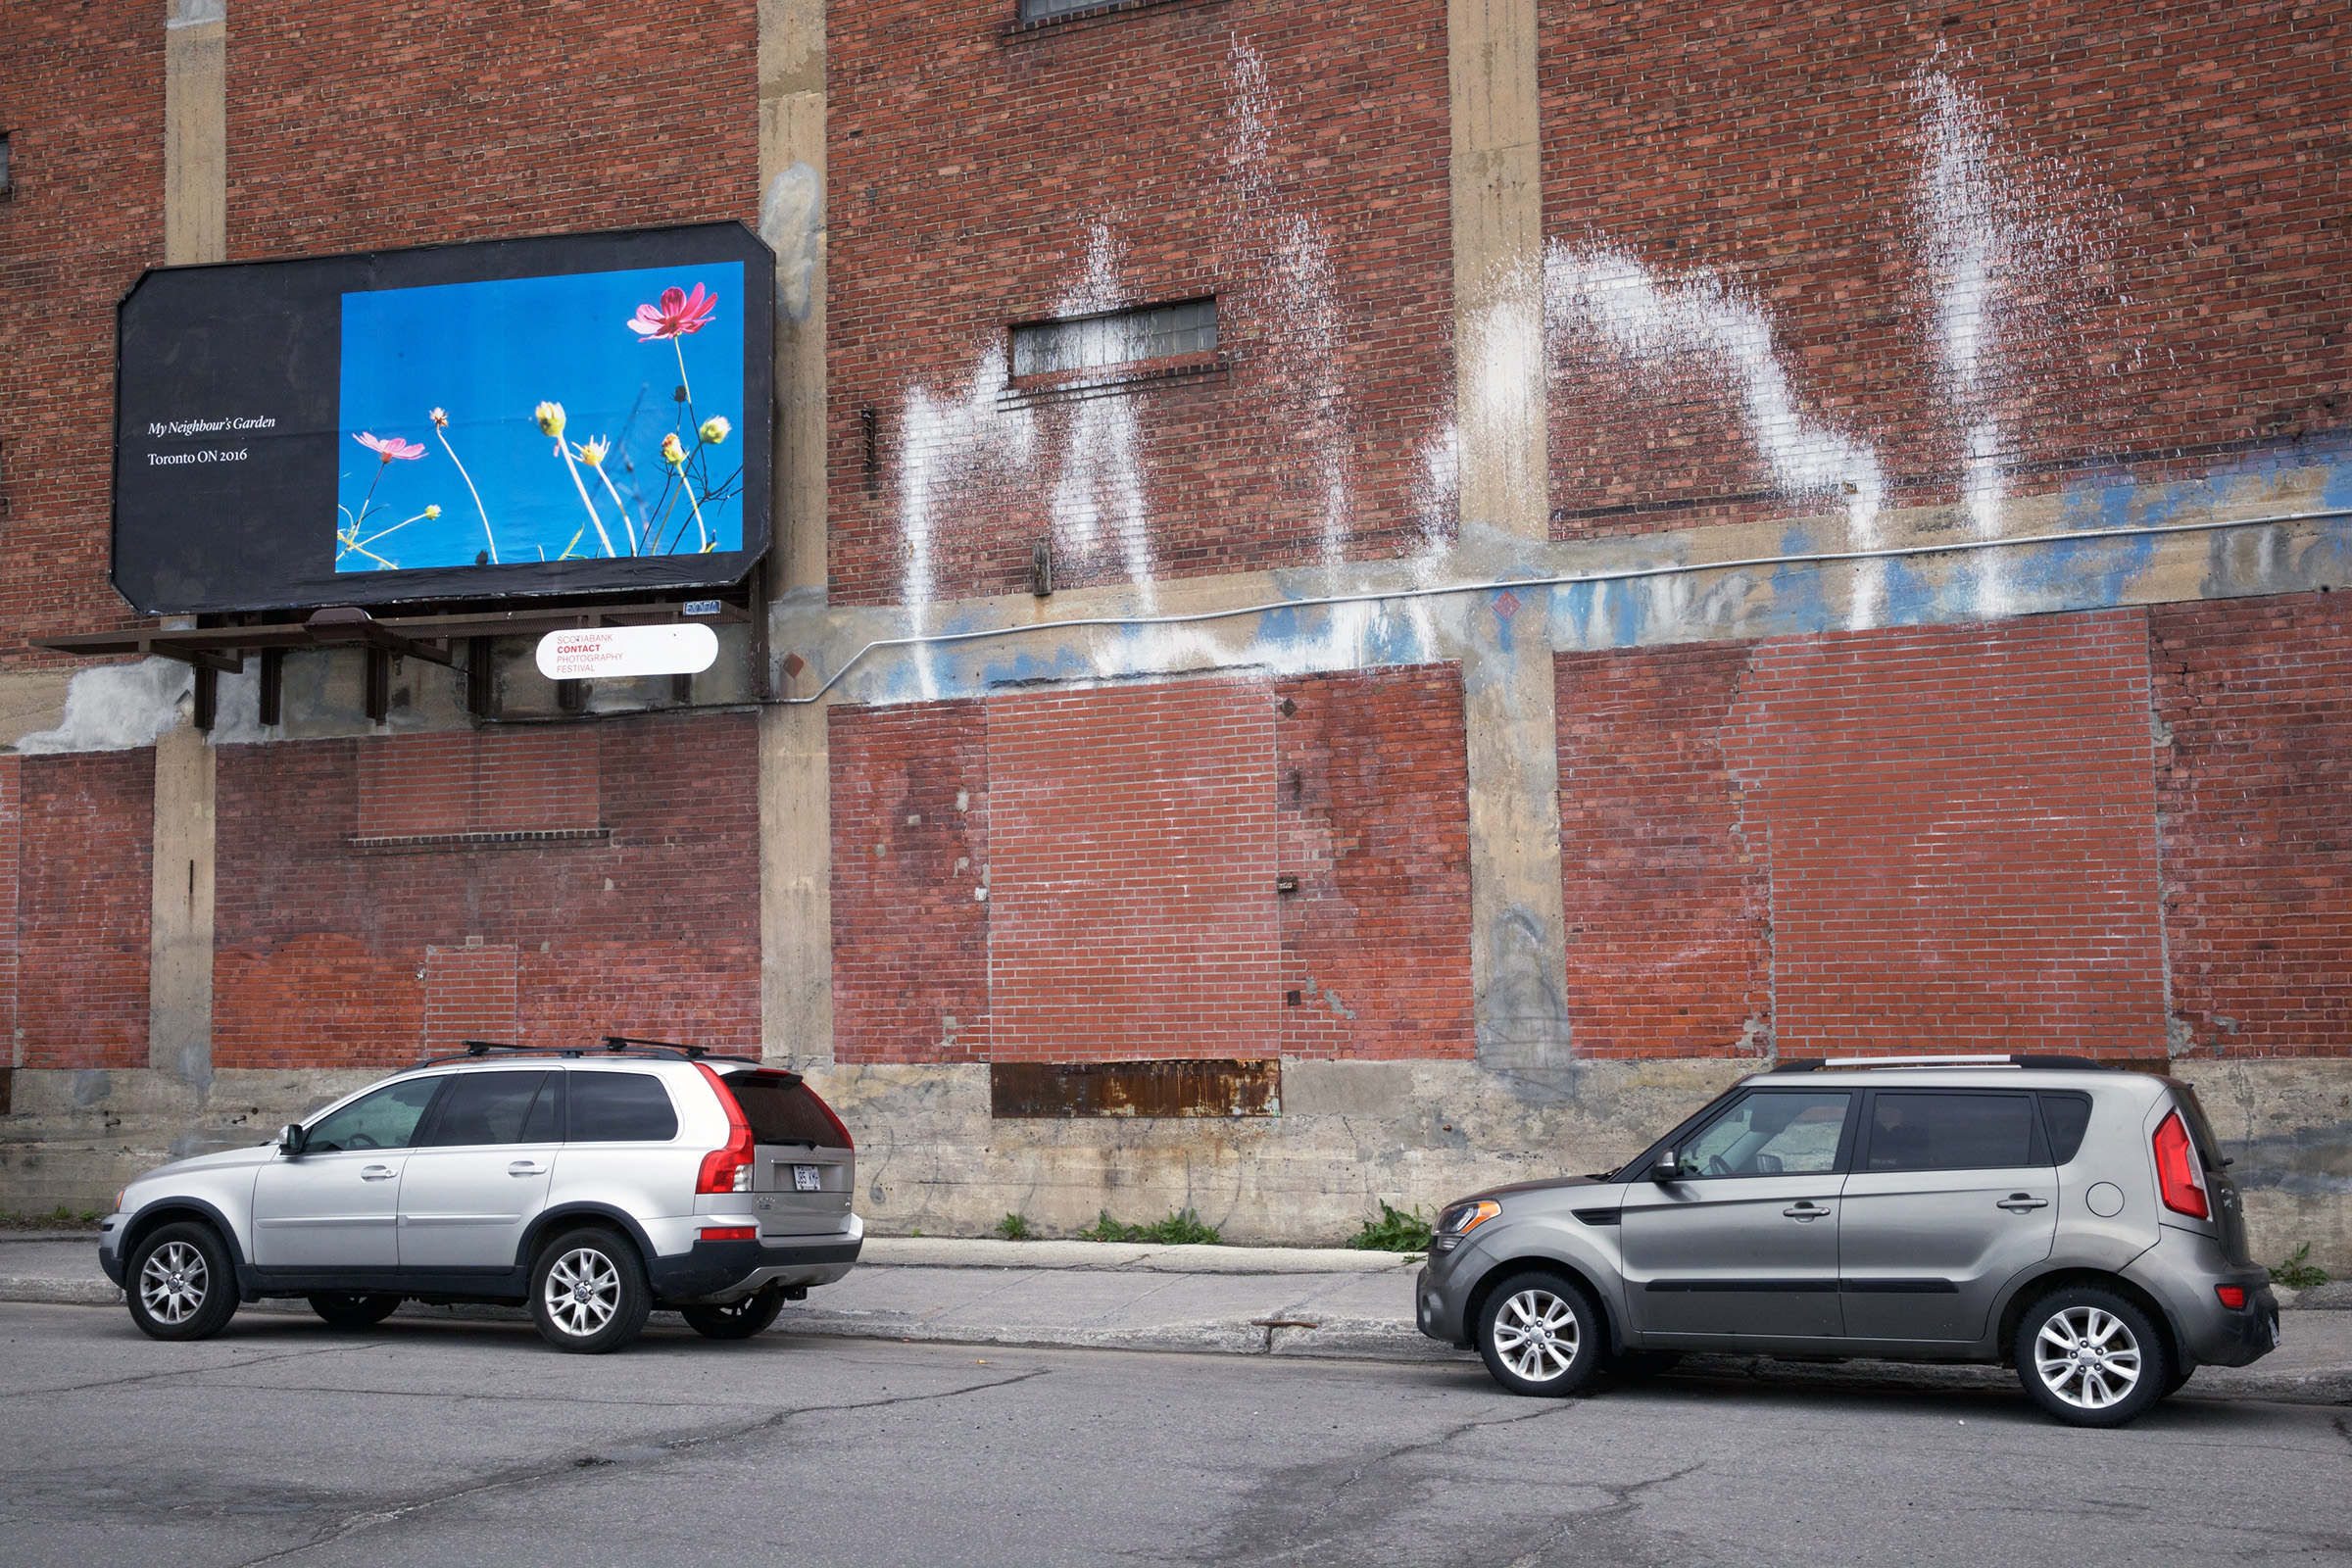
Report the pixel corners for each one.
[507,1161,546,1176]
[360,1165,396,1181]
[1998,1195,2049,1212]
[1782,1202,1832,1219]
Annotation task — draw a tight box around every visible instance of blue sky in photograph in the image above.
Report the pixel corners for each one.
[335,261,745,571]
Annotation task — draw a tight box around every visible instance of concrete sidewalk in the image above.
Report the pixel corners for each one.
[6,1230,2347,1403]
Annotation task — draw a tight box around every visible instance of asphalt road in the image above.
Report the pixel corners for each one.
[4,1300,2347,1568]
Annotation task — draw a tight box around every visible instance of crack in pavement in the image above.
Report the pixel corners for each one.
[1231,1400,1583,1565]
[228,1366,1054,1567]
[1498,1460,1706,1568]
[6,1343,365,1399]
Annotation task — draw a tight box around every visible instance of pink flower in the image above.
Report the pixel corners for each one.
[625,283,718,340]
[354,431,425,462]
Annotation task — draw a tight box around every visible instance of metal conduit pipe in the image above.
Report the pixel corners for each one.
[775,506,2352,705]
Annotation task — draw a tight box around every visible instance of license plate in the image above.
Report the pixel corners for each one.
[793,1165,822,1193]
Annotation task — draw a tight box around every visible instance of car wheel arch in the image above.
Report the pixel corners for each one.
[123,1200,248,1275]
[1464,1256,1623,1355]
[516,1203,658,1272]
[1996,1267,2182,1372]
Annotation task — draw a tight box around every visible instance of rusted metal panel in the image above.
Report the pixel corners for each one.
[990,1058,1281,1119]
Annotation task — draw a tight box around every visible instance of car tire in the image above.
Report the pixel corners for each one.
[2016,1287,2171,1428]
[680,1285,785,1342]
[126,1221,240,1342]
[309,1293,402,1329]
[1475,1271,1606,1397]
[529,1228,653,1354]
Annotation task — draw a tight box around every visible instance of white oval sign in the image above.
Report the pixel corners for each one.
[535,623,719,681]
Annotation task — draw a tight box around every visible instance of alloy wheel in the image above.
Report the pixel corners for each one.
[139,1240,210,1326]
[2034,1304,2143,1410]
[542,1248,622,1338]
[1492,1287,1581,1383]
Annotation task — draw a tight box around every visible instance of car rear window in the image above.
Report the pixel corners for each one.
[2036,1092,2093,1164]
[566,1071,678,1143]
[1864,1092,2038,1171]
[721,1072,842,1147]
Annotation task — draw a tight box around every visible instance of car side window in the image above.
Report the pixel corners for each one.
[416,1071,557,1148]
[565,1071,679,1143]
[303,1078,442,1153]
[1675,1091,1852,1178]
[1865,1092,2039,1172]
[2037,1092,2093,1164]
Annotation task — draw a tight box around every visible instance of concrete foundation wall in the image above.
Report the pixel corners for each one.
[7,1058,2345,1274]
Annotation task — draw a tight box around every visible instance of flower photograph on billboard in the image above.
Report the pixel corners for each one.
[334,261,747,573]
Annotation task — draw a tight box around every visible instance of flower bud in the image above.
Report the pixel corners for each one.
[425,504,442,518]
[699,416,731,446]
[534,401,566,438]
[429,408,449,428]
[661,432,686,469]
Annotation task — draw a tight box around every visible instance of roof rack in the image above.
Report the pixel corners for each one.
[1777,1053,2116,1072]
[412,1037,765,1068]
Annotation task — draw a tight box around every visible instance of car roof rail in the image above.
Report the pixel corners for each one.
[410,1038,766,1068]
[1767,1058,1825,1073]
[1814,1053,2117,1072]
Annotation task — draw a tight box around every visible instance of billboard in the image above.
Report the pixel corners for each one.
[114,222,772,614]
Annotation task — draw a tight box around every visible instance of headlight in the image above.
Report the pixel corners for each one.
[1432,1200,1500,1250]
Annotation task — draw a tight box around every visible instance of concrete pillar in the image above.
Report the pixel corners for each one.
[147,1,229,1087]
[149,720,216,1086]
[758,0,834,1062]
[1449,0,1572,1068]
[164,0,226,268]
[760,702,832,1066]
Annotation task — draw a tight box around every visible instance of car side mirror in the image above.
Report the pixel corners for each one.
[278,1123,306,1155]
[1649,1152,1681,1183]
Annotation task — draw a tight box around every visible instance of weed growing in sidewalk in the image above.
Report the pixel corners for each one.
[995,1212,1035,1242]
[0,1205,104,1231]
[1347,1201,1433,1252]
[1079,1207,1222,1246]
[2270,1243,2329,1290]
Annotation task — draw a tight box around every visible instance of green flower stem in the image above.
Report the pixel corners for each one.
[434,426,498,564]
[555,443,617,558]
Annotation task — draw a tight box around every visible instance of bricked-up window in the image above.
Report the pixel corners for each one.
[0,133,12,200]
[1010,298,1216,381]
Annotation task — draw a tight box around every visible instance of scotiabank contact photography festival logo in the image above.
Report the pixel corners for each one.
[334,262,747,572]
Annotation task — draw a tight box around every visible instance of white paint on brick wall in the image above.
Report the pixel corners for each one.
[758,162,826,324]
[14,660,191,755]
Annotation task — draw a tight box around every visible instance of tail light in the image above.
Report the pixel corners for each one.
[2215,1285,2247,1310]
[2152,1109,2209,1219]
[694,1063,757,1195]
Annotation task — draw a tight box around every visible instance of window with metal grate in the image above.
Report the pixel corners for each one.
[1010,297,1217,380]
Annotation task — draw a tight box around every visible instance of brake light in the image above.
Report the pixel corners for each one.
[700,1226,758,1242]
[2153,1110,2209,1219]
[2215,1285,2247,1310]
[694,1063,757,1195]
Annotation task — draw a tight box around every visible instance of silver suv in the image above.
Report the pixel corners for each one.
[98,1040,861,1353]
[1416,1055,2279,1426]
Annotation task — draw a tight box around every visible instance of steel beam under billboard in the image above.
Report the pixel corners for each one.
[113,221,773,615]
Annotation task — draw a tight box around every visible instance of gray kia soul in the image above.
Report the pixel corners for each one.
[1416,1055,2278,1426]
[98,1040,861,1354]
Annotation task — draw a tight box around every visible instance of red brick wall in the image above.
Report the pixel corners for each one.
[1538,0,2348,538]
[223,2,757,260]
[831,700,992,1064]
[1276,664,1473,1059]
[357,729,600,838]
[214,712,758,1069]
[423,943,519,1053]
[988,680,1280,1060]
[2151,592,2352,1058]
[826,0,1455,605]
[1720,612,2169,1057]
[0,757,20,1065]
[0,9,165,657]
[17,752,153,1069]
[1556,643,1772,1058]
[830,668,1478,1064]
